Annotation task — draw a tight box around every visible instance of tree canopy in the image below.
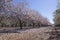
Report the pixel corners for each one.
[0,0,51,29]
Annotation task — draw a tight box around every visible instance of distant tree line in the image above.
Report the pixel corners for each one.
[0,0,51,29]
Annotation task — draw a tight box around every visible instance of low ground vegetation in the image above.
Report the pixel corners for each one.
[0,27,60,40]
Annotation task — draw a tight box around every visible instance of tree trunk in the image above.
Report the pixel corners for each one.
[33,23,35,28]
[19,20,23,29]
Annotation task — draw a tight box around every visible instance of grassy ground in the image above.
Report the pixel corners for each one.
[0,27,60,40]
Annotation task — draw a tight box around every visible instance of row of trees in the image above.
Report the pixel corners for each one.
[54,0,60,26]
[0,0,51,29]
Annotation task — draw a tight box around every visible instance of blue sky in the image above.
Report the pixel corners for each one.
[13,0,57,24]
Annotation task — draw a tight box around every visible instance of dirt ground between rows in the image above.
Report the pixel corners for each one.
[0,27,60,40]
